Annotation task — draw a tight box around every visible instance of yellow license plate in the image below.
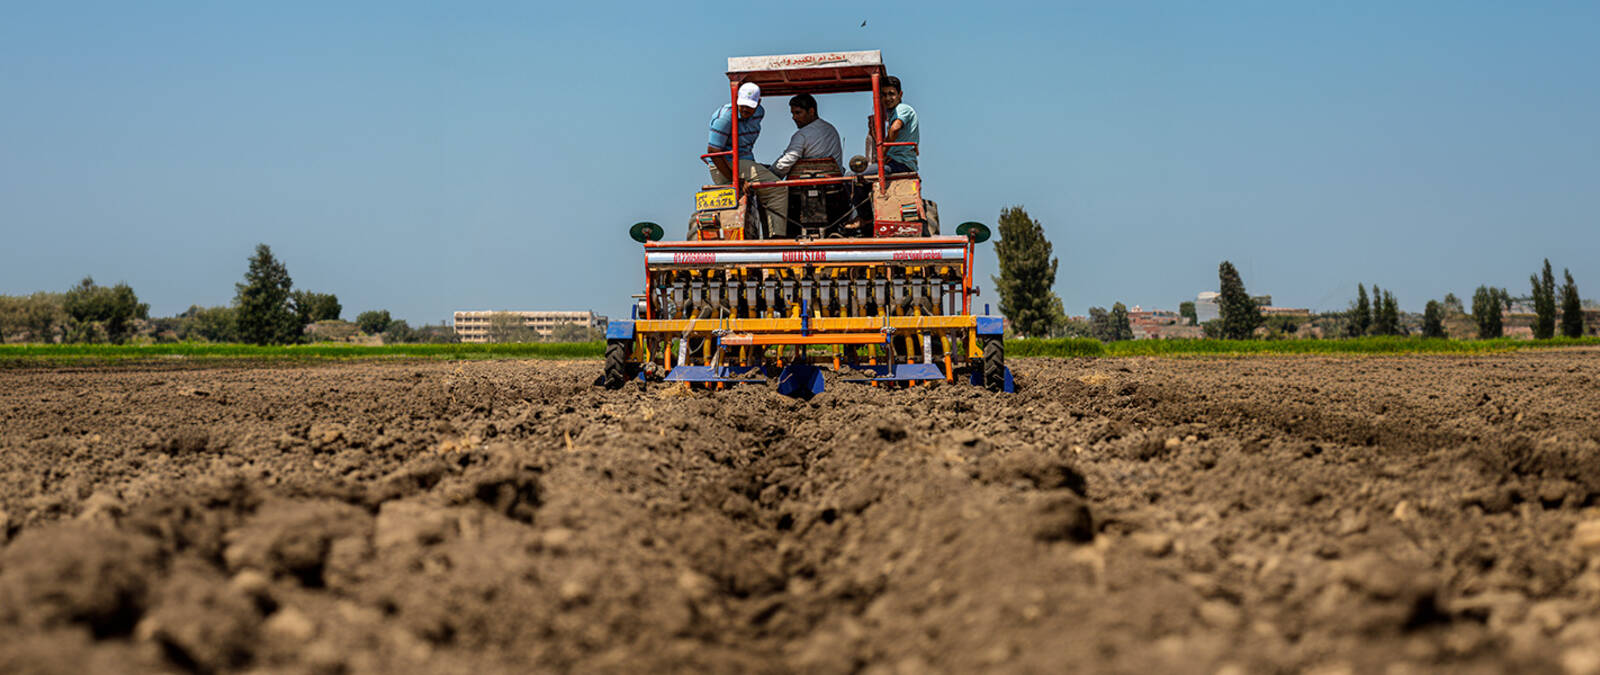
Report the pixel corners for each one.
[695,187,736,211]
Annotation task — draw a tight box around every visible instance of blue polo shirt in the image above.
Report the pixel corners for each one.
[886,102,919,171]
[707,103,764,161]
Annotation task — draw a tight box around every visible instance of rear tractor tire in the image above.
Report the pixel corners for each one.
[604,340,630,390]
[981,337,1004,393]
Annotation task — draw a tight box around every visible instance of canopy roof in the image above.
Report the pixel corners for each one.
[725,50,886,96]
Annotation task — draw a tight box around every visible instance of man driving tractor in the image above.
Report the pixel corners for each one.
[772,93,843,177]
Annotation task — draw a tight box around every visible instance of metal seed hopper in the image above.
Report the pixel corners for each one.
[603,50,1012,396]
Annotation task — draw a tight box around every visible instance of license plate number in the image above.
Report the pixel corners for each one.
[696,188,736,211]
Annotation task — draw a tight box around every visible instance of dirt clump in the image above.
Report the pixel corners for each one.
[0,525,162,636]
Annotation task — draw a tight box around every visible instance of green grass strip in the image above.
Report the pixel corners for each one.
[6,336,1598,367]
[1010,336,1600,358]
[0,341,605,365]
[1006,338,1108,358]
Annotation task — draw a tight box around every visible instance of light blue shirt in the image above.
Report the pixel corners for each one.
[886,102,919,171]
[707,103,764,161]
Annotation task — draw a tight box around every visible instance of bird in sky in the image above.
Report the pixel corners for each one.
[860,20,867,27]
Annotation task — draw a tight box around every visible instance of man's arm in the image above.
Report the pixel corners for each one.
[772,130,807,177]
[707,145,733,181]
[886,119,904,143]
[706,107,738,179]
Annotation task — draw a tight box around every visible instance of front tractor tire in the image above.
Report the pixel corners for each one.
[981,337,1005,393]
[604,340,630,390]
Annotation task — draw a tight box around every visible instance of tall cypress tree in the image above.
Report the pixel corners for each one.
[1472,285,1503,339]
[1217,261,1262,339]
[235,244,301,345]
[1380,290,1401,336]
[1422,300,1445,338]
[991,206,1064,337]
[1371,284,1386,335]
[1109,302,1133,341]
[1532,259,1557,339]
[1349,284,1371,337]
[1561,269,1584,338]
[1087,306,1111,341]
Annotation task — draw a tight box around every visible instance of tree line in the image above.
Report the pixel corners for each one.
[990,206,1591,341]
[0,244,456,345]
[1452,259,1586,339]
[0,278,151,345]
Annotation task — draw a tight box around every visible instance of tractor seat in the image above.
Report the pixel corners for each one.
[790,157,842,178]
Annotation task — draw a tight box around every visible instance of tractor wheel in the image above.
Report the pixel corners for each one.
[981,337,1004,392]
[604,340,629,390]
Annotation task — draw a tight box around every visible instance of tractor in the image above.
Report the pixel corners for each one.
[604,50,1011,396]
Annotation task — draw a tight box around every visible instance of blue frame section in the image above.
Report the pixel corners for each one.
[605,321,635,340]
[975,316,1004,336]
[663,364,766,384]
[840,363,947,383]
[776,362,825,397]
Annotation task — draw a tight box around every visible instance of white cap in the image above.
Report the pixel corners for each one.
[737,82,761,109]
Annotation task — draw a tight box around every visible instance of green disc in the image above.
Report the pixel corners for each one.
[629,221,664,243]
[956,222,991,243]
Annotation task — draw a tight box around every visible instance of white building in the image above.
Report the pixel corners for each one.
[1195,292,1220,324]
[453,310,608,343]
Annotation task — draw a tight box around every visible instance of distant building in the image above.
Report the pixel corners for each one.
[1129,306,1203,339]
[1128,306,1176,321]
[1195,292,1220,323]
[1194,292,1305,323]
[453,310,608,343]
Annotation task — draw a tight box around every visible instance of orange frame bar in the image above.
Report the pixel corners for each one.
[721,333,888,346]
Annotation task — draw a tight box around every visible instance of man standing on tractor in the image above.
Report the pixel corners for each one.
[876,75,919,173]
[771,93,843,177]
[706,82,788,237]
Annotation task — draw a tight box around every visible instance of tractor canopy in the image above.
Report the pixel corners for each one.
[725,50,886,96]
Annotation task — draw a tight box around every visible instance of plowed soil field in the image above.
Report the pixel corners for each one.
[4,352,1600,674]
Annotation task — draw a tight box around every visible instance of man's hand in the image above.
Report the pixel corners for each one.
[707,145,733,181]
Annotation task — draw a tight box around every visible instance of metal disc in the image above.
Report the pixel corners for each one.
[956,221,991,243]
[630,221,665,243]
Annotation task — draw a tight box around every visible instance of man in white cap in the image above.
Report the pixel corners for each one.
[706,82,788,237]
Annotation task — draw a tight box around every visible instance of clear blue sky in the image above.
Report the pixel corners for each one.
[4,1,1598,323]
